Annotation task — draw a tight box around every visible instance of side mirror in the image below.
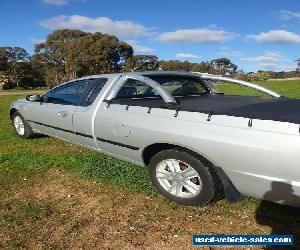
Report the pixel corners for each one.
[26,95,43,102]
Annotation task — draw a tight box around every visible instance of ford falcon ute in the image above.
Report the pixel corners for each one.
[9,71,300,207]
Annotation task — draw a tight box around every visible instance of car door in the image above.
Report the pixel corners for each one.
[26,80,93,141]
[93,75,176,163]
[72,77,109,148]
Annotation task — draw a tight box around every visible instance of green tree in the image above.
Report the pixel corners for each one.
[66,32,133,77]
[250,71,270,82]
[159,60,193,71]
[0,50,9,90]
[296,58,300,72]
[0,47,33,88]
[210,58,237,75]
[29,55,47,87]
[0,49,8,71]
[44,66,66,89]
[232,70,252,81]
[35,29,133,87]
[34,29,86,67]
[3,47,31,62]
[123,55,159,72]
[34,29,86,86]
[191,61,212,73]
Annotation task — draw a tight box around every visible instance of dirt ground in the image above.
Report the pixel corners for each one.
[0,169,274,250]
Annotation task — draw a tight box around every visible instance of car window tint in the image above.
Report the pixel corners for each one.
[116,79,161,99]
[214,81,267,97]
[84,78,108,106]
[45,80,90,105]
[145,75,209,96]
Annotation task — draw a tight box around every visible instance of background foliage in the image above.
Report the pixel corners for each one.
[1,29,300,90]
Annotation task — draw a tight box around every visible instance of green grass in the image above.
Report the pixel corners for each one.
[217,79,300,98]
[2,87,47,92]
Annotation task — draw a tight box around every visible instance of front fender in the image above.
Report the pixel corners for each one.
[9,98,29,119]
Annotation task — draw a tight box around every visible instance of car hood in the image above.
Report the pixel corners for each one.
[10,98,29,109]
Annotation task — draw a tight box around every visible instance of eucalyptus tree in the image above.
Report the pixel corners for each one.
[34,29,133,87]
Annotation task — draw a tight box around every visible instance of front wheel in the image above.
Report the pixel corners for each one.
[148,149,223,206]
[12,112,34,139]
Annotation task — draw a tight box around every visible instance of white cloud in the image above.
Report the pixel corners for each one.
[41,0,81,5]
[243,52,282,64]
[176,53,201,59]
[40,15,151,39]
[242,52,295,71]
[216,47,242,57]
[159,27,237,43]
[125,40,155,54]
[279,10,300,21]
[255,62,295,72]
[246,30,300,43]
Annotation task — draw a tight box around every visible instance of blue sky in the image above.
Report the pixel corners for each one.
[1,0,300,72]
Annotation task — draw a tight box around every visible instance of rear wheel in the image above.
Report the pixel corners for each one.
[148,149,223,206]
[12,112,34,139]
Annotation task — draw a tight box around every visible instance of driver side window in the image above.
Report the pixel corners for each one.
[45,80,90,105]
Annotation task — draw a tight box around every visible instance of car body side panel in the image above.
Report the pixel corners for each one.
[72,104,98,148]
[94,102,300,203]
[94,103,146,162]
[26,102,78,141]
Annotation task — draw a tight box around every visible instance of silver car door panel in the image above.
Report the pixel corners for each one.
[26,103,78,141]
[94,103,145,162]
[72,105,98,148]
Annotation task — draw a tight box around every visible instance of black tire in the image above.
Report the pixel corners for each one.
[148,148,223,206]
[12,111,34,139]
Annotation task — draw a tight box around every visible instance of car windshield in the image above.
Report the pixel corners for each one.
[145,75,210,97]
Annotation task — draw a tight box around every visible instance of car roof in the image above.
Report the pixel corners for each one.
[73,71,215,81]
[128,71,204,77]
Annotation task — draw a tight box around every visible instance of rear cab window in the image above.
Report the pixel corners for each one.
[144,75,210,97]
[214,81,268,97]
[111,78,165,108]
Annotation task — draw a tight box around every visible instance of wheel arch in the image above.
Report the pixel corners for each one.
[142,142,244,203]
[9,108,18,120]
[142,142,214,167]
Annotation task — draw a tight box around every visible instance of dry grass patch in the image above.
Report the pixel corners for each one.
[0,169,271,250]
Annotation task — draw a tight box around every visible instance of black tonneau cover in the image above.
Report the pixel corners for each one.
[178,95,300,124]
[111,95,300,124]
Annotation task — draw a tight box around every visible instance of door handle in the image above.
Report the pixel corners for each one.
[57,111,68,117]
